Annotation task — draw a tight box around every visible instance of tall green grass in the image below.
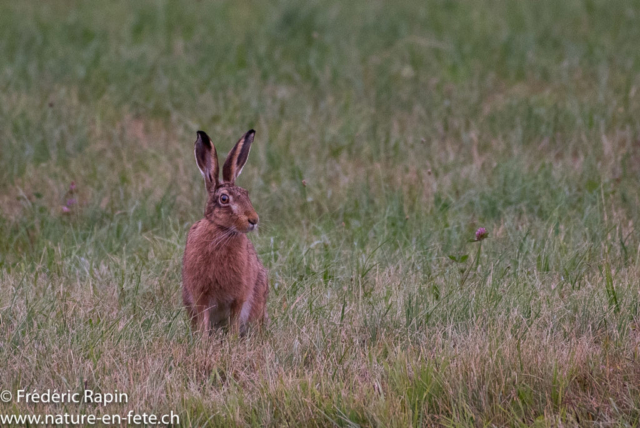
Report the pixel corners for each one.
[2,0,640,425]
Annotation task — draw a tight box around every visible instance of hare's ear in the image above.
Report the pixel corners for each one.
[222,129,255,184]
[194,130,219,193]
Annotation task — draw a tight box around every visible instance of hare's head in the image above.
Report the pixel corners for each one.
[194,129,259,233]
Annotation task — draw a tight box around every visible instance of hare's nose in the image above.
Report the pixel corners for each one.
[248,217,258,226]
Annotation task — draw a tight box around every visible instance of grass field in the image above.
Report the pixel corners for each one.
[2,0,640,426]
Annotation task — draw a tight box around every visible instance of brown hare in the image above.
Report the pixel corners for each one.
[182,129,268,335]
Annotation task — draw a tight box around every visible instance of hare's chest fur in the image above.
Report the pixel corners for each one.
[182,221,259,325]
[194,231,255,295]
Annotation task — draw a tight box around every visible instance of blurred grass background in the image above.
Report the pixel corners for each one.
[1,0,640,426]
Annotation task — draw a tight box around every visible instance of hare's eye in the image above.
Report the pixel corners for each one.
[220,194,229,204]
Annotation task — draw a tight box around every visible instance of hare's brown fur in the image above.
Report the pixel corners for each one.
[182,130,268,334]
